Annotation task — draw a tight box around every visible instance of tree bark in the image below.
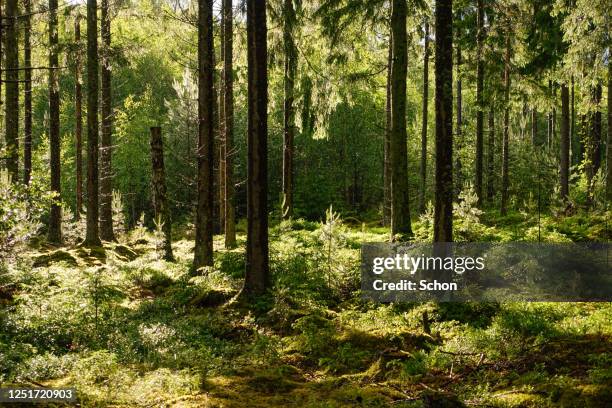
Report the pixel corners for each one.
[383,33,392,225]
[486,110,495,202]
[216,25,224,235]
[434,0,453,242]
[591,83,602,175]
[571,76,578,165]
[419,21,429,214]
[560,84,570,200]
[5,0,19,182]
[193,0,215,271]
[150,127,174,261]
[500,34,511,216]
[23,0,32,185]
[390,0,412,240]
[548,80,553,149]
[99,0,114,241]
[606,62,612,201]
[223,0,236,248]
[242,0,269,296]
[282,0,297,220]
[455,44,463,196]
[75,15,84,218]
[475,0,484,205]
[48,0,62,244]
[85,0,101,246]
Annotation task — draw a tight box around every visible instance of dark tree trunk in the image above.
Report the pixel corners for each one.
[223,0,236,248]
[500,34,511,216]
[455,44,463,196]
[531,108,538,145]
[282,0,297,219]
[475,0,484,205]
[23,0,32,185]
[560,84,570,200]
[607,63,612,201]
[383,33,392,225]
[150,127,174,261]
[48,0,62,244]
[241,0,269,296]
[433,0,453,242]
[390,0,412,240]
[486,110,495,202]
[419,20,429,214]
[571,76,578,165]
[548,80,553,149]
[75,15,84,219]
[5,0,19,182]
[193,0,215,271]
[216,32,224,235]
[99,0,114,241]
[85,0,101,246]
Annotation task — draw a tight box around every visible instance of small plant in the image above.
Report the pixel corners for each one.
[318,205,345,284]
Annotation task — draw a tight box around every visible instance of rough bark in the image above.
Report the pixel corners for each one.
[419,21,429,214]
[99,0,114,241]
[500,34,511,216]
[23,0,32,185]
[48,0,62,244]
[150,127,174,261]
[607,63,612,201]
[560,84,570,200]
[223,0,236,248]
[434,0,453,242]
[383,33,392,225]
[193,0,215,271]
[85,0,101,246]
[282,0,297,219]
[5,0,19,181]
[242,0,269,296]
[75,15,84,218]
[475,0,484,204]
[571,76,578,165]
[455,44,463,196]
[486,110,495,202]
[390,0,412,240]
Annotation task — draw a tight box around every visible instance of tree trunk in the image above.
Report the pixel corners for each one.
[282,0,297,220]
[48,0,62,244]
[223,0,236,248]
[548,80,553,149]
[486,110,495,202]
[150,127,174,261]
[571,76,578,165]
[390,0,412,240]
[85,0,101,246]
[531,108,538,145]
[383,33,392,224]
[419,21,429,214]
[433,0,453,242]
[475,0,484,205]
[241,0,269,296]
[500,34,511,216]
[99,0,114,241]
[23,0,32,185]
[455,44,463,196]
[560,84,570,200]
[75,15,84,218]
[606,62,612,201]
[5,0,19,182]
[591,83,602,175]
[193,0,215,271]
[216,28,224,235]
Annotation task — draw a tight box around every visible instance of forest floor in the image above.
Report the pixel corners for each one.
[1,211,611,407]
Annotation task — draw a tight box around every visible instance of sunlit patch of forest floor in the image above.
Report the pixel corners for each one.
[1,211,611,407]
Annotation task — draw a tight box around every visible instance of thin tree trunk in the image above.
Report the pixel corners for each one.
[99,0,114,241]
[5,0,19,182]
[548,80,553,149]
[390,0,412,240]
[419,20,429,214]
[571,76,578,165]
[242,0,269,296]
[500,34,511,216]
[434,0,453,242]
[486,110,495,202]
[455,44,462,196]
[475,0,484,204]
[383,33,392,224]
[216,30,224,235]
[591,83,602,175]
[531,108,538,145]
[23,0,32,185]
[193,0,215,271]
[223,0,236,248]
[282,0,297,220]
[560,84,570,200]
[150,127,174,261]
[48,0,62,244]
[85,0,101,246]
[75,15,83,218]
[606,62,611,201]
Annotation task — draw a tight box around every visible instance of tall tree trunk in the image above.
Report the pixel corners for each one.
[48,0,62,244]
[455,44,462,196]
[282,0,297,219]
[434,0,453,242]
[548,80,553,149]
[486,110,495,202]
[75,15,84,218]
[475,0,484,204]
[531,108,538,145]
[23,0,32,185]
[216,28,224,235]
[390,0,412,240]
[383,33,392,224]
[606,62,612,201]
[560,83,570,200]
[150,127,174,261]
[5,0,19,182]
[571,76,578,165]
[419,20,429,214]
[223,0,236,248]
[85,0,101,246]
[99,0,114,241]
[500,34,511,216]
[242,0,269,296]
[193,0,215,271]
[591,83,602,175]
